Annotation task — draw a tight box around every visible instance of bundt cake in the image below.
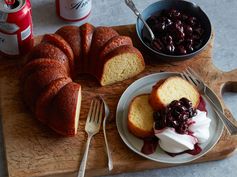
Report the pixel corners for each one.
[21,23,145,136]
[128,94,154,138]
[149,76,200,111]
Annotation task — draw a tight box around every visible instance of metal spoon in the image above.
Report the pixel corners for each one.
[125,0,155,41]
[100,96,113,171]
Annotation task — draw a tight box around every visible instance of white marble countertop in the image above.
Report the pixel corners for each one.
[1,0,237,177]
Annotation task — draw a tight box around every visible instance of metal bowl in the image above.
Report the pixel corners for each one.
[136,0,212,60]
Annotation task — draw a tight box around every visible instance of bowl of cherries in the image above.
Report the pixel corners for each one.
[136,0,212,60]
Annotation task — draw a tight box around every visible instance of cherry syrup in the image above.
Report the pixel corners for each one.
[197,96,207,112]
[141,136,158,155]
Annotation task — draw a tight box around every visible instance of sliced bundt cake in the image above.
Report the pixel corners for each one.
[80,23,95,73]
[98,45,145,86]
[128,94,154,138]
[89,26,119,74]
[99,35,133,59]
[48,82,81,136]
[21,23,145,136]
[23,66,68,112]
[56,26,81,76]
[29,43,70,74]
[42,34,74,74]
[20,58,70,83]
[35,77,72,124]
[149,76,200,110]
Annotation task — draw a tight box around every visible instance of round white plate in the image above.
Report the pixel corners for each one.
[116,72,224,164]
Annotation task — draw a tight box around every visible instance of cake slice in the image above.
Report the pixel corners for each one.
[80,23,95,73]
[56,26,81,75]
[98,45,145,86]
[47,82,82,136]
[35,77,72,124]
[99,35,133,59]
[42,34,74,75]
[29,43,70,74]
[89,26,119,74]
[149,76,200,110]
[23,66,68,112]
[128,94,154,138]
[20,58,70,83]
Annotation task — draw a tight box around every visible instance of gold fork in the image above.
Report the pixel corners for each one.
[77,96,103,177]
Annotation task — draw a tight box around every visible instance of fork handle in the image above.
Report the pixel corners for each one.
[77,135,92,177]
[205,95,237,135]
[103,125,113,171]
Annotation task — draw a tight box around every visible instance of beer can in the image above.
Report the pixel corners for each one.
[0,0,33,57]
[56,0,92,22]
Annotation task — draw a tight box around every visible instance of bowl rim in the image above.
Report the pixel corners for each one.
[135,0,212,59]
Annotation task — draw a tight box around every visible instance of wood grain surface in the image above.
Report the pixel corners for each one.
[0,24,237,177]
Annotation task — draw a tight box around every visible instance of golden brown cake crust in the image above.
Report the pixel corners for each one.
[80,23,95,73]
[89,26,119,74]
[56,26,81,77]
[29,43,70,74]
[23,66,68,112]
[35,77,72,124]
[20,58,69,83]
[149,79,166,110]
[42,34,74,74]
[99,35,133,59]
[103,45,144,63]
[56,26,81,60]
[48,82,81,136]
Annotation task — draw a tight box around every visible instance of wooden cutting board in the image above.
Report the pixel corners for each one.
[0,24,237,177]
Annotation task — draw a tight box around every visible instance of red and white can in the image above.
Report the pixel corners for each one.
[0,0,33,57]
[56,0,92,22]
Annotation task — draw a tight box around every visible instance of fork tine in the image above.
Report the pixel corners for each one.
[182,71,196,86]
[97,99,103,124]
[180,73,187,80]
[93,98,100,122]
[187,67,202,82]
[91,99,98,122]
[92,98,99,122]
[87,99,95,123]
[185,69,199,86]
[180,73,186,81]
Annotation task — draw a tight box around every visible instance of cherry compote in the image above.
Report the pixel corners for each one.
[143,9,204,55]
[153,97,197,134]
[141,97,206,156]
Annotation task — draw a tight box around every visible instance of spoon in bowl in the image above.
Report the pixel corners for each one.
[125,0,155,41]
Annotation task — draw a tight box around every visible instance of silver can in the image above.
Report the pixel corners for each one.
[56,0,92,22]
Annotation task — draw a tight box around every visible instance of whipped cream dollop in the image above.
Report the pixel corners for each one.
[155,110,211,153]
[189,110,211,143]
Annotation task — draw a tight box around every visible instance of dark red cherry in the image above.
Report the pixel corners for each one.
[176,45,187,55]
[152,39,164,51]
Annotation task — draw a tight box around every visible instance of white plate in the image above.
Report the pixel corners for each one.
[116,72,224,164]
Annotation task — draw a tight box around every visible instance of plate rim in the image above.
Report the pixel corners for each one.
[116,72,224,164]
